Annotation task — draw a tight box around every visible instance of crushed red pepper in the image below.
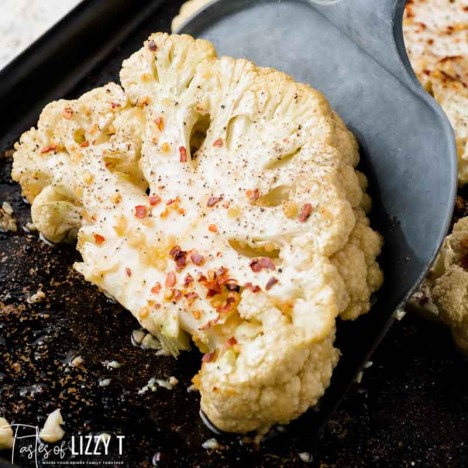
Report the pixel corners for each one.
[244,282,261,293]
[40,144,58,154]
[183,273,194,287]
[151,282,162,294]
[213,138,223,147]
[149,195,161,206]
[298,203,312,222]
[246,189,260,201]
[169,245,188,269]
[249,257,276,272]
[190,251,204,265]
[93,234,106,245]
[165,271,177,288]
[265,277,279,291]
[226,337,237,347]
[179,146,188,162]
[135,205,148,219]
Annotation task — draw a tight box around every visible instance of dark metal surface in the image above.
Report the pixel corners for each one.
[0,0,465,466]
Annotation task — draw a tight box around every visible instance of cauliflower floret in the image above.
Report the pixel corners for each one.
[431,217,468,352]
[410,217,468,353]
[39,409,65,443]
[13,33,382,433]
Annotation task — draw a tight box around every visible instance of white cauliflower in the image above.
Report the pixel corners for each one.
[39,409,65,443]
[171,0,211,32]
[403,0,468,185]
[0,417,13,450]
[412,218,468,353]
[404,0,468,354]
[13,33,382,433]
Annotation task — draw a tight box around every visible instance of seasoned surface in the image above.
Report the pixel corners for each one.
[1,153,468,466]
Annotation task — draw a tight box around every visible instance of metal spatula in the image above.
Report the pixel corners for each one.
[176,0,457,435]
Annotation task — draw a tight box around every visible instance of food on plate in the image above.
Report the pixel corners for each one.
[172,0,210,32]
[39,409,65,443]
[412,217,468,353]
[403,0,468,185]
[404,0,468,353]
[12,33,383,433]
[0,418,13,450]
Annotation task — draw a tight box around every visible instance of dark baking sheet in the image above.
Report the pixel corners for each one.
[0,0,467,466]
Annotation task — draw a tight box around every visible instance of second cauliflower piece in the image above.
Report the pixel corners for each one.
[12,33,382,433]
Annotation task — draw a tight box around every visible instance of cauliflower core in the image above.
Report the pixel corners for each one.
[12,33,383,433]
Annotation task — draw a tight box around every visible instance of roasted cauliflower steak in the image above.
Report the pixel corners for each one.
[12,33,383,433]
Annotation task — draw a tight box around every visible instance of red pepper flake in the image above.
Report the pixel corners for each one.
[183,274,194,287]
[298,203,312,222]
[213,138,223,147]
[149,195,161,206]
[265,277,279,291]
[199,316,220,331]
[135,205,148,219]
[226,337,237,347]
[246,189,260,202]
[202,352,215,363]
[217,295,237,313]
[93,233,106,245]
[125,267,132,277]
[155,117,164,131]
[165,271,176,288]
[207,196,222,207]
[169,245,187,269]
[216,267,228,278]
[110,102,121,109]
[190,251,205,265]
[179,146,188,162]
[206,287,221,299]
[185,292,199,302]
[208,224,218,233]
[249,257,276,272]
[173,289,183,302]
[63,107,73,119]
[151,282,162,294]
[80,140,90,148]
[148,40,158,51]
[166,198,179,206]
[40,144,58,154]
[244,282,261,293]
